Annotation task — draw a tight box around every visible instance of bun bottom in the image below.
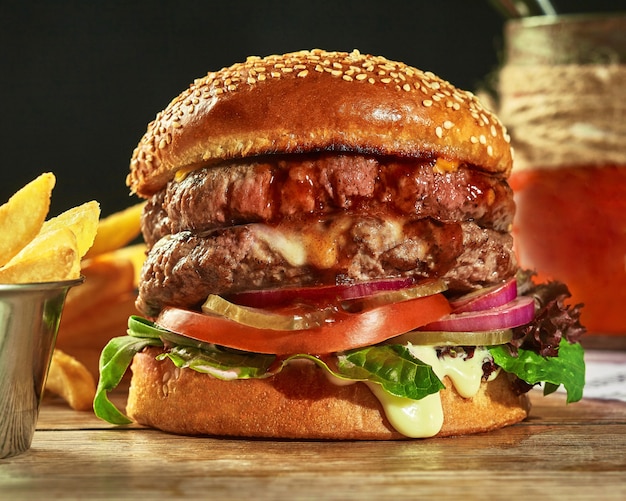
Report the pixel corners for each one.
[127,347,530,440]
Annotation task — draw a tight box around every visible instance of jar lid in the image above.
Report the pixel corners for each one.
[505,13,626,65]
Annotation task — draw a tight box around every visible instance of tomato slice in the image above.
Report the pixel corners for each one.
[156,293,451,355]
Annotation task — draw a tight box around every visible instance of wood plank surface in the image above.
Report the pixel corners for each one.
[1,390,625,500]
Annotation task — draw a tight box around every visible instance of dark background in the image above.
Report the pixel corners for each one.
[1,0,624,217]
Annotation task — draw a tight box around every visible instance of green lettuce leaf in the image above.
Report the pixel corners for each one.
[93,315,584,427]
[158,345,276,379]
[93,334,162,424]
[337,345,445,400]
[489,338,585,403]
[93,317,445,424]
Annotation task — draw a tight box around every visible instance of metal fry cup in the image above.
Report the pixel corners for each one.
[0,278,82,458]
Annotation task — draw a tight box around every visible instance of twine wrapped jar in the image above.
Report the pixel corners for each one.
[497,13,626,334]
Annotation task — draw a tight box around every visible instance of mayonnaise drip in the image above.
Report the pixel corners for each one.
[369,345,497,438]
[326,346,498,438]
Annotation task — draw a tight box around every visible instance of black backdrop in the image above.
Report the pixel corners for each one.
[1,0,623,217]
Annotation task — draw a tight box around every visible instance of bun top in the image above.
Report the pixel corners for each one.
[128,49,513,197]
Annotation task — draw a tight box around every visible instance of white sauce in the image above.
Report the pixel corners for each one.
[366,382,444,438]
[326,346,498,438]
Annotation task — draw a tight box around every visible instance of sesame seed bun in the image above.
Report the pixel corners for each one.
[127,347,530,439]
[128,49,513,197]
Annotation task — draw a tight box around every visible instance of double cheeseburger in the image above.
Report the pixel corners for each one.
[95,49,585,439]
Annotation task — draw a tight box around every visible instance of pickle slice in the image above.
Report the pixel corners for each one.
[390,329,513,347]
[202,294,333,330]
[346,279,447,310]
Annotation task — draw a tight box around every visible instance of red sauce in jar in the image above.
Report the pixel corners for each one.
[510,166,626,334]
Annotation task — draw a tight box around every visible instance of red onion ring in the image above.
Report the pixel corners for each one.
[420,296,535,332]
[450,278,518,313]
[225,277,415,308]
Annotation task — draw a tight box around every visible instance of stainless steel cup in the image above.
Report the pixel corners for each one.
[0,278,82,458]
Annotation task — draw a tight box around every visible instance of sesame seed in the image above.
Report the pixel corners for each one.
[487,145,494,156]
[342,74,353,82]
[443,120,454,129]
[381,77,392,84]
[479,134,487,144]
[402,83,411,91]
[435,126,443,138]
[470,136,479,144]
[297,70,309,78]
[422,99,433,107]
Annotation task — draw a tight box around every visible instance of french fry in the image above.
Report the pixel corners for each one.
[40,200,100,259]
[45,349,96,411]
[61,252,136,326]
[98,242,146,286]
[0,227,80,283]
[57,290,139,378]
[84,202,145,259]
[0,172,55,267]
[0,174,113,410]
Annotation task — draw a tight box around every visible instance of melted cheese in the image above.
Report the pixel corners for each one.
[252,225,307,266]
[250,217,405,269]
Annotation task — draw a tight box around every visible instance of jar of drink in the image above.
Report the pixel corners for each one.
[498,14,626,335]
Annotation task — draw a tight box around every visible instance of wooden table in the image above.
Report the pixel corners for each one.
[1,381,625,500]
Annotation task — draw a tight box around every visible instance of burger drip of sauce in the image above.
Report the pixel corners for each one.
[510,166,626,334]
[325,346,498,438]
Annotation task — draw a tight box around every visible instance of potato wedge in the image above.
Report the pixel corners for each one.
[61,252,136,325]
[40,200,100,259]
[0,172,55,267]
[0,227,80,283]
[99,242,146,286]
[45,349,96,411]
[84,202,145,259]
[57,290,139,378]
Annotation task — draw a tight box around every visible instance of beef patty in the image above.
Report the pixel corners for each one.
[141,153,515,247]
[137,216,516,317]
[136,153,517,317]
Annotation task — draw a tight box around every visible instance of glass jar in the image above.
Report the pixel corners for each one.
[498,14,626,335]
